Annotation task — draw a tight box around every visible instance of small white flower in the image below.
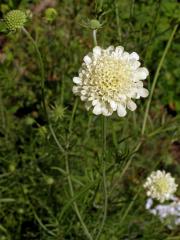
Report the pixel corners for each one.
[73,46,149,117]
[144,170,178,203]
[145,197,180,229]
[145,198,153,209]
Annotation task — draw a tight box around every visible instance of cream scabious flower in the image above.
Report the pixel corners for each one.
[144,170,178,203]
[72,46,149,117]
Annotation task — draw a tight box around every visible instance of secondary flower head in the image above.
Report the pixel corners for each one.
[144,170,178,203]
[4,10,27,31]
[73,46,149,117]
[145,197,180,229]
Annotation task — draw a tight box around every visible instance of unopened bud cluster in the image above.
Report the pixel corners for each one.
[4,10,27,31]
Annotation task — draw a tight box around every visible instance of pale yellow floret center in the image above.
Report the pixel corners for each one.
[89,56,132,96]
[154,178,170,194]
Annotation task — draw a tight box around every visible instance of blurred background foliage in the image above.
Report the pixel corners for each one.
[0,0,180,239]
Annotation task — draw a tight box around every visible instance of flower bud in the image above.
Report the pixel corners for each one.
[45,176,54,185]
[8,163,16,172]
[4,10,27,31]
[90,19,102,30]
[44,8,58,22]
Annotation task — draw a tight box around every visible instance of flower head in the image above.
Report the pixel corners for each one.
[144,170,178,203]
[50,104,66,122]
[44,8,58,22]
[90,19,102,30]
[145,197,180,229]
[4,10,27,31]
[73,46,149,117]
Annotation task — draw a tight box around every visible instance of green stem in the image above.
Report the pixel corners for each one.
[84,114,93,144]
[22,27,47,117]
[141,24,178,135]
[92,28,107,239]
[65,153,93,240]
[49,123,65,153]
[0,87,6,136]
[22,27,65,153]
[115,2,122,43]
[66,101,93,240]
[93,30,98,46]
[69,98,78,133]
[23,27,92,239]
[119,187,141,226]
[95,116,108,240]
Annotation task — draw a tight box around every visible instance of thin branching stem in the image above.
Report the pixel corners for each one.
[141,24,178,135]
[66,101,93,240]
[22,27,46,116]
[22,27,65,153]
[65,153,93,240]
[23,27,92,240]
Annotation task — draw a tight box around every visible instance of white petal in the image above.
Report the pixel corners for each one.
[83,55,92,65]
[127,99,137,111]
[85,101,91,110]
[93,104,102,115]
[73,77,81,84]
[136,81,143,88]
[93,46,101,57]
[72,86,80,94]
[109,100,117,111]
[130,52,139,60]
[119,94,126,100]
[103,111,113,116]
[135,67,149,80]
[106,46,114,54]
[127,89,138,98]
[117,104,127,117]
[122,51,129,60]
[81,89,87,95]
[130,60,141,70]
[138,88,149,98]
[80,95,87,101]
[145,198,153,209]
[101,105,113,116]
[115,46,124,56]
[101,105,112,116]
[92,99,99,106]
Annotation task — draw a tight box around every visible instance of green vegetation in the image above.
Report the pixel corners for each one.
[0,0,179,239]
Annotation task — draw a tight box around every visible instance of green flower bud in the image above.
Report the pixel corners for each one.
[9,163,16,172]
[90,19,102,30]
[44,8,58,22]
[4,10,27,31]
[45,176,54,185]
[18,208,24,214]
[50,104,65,122]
